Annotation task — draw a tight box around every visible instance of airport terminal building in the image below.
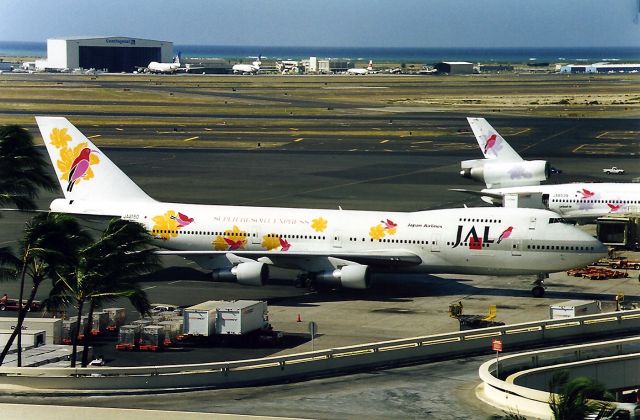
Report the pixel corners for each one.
[41,36,173,72]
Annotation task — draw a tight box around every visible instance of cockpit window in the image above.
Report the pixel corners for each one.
[549,218,575,225]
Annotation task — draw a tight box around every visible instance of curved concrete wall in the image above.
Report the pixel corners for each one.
[477,336,640,419]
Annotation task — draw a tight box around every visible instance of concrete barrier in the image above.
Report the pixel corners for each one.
[477,335,640,419]
[2,309,640,394]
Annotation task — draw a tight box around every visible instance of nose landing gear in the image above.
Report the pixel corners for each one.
[532,273,548,298]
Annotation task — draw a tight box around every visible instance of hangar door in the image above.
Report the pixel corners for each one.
[79,46,161,72]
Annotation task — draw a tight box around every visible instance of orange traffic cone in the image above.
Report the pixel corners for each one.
[296,313,302,322]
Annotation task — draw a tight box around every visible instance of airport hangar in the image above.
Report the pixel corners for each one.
[39,36,173,73]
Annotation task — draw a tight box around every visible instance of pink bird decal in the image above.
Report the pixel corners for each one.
[382,219,397,230]
[279,237,291,251]
[224,237,245,250]
[483,134,498,154]
[580,189,595,199]
[67,147,94,192]
[171,212,194,227]
[497,226,513,244]
[608,203,622,212]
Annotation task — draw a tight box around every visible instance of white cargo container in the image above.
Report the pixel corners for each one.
[550,300,601,319]
[0,329,46,351]
[216,300,268,335]
[183,300,219,336]
[0,317,62,344]
[183,300,268,336]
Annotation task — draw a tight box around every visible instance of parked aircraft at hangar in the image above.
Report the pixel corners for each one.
[35,117,607,297]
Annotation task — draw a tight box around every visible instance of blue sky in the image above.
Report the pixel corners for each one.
[1,0,638,47]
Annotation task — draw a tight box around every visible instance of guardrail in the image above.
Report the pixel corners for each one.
[2,309,640,394]
[477,336,640,419]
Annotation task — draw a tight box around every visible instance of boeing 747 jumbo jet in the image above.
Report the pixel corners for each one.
[145,54,182,74]
[35,117,607,297]
[457,118,640,221]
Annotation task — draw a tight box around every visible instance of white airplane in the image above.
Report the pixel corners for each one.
[34,117,607,297]
[457,118,640,220]
[232,56,261,74]
[146,54,182,74]
[346,60,374,75]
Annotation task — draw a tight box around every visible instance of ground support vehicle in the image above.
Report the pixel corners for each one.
[0,294,41,312]
[603,166,625,174]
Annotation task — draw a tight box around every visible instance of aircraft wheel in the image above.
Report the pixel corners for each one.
[532,286,545,298]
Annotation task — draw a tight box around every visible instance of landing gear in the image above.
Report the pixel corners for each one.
[531,273,548,298]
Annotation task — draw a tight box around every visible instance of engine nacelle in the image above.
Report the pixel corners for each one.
[314,265,371,290]
[460,159,549,188]
[211,262,269,286]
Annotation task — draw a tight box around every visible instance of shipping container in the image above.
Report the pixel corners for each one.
[183,300,220,336]
[116,324,141,350]
[90,311,109,335]
[139,325,165,351]
[183,300,269,337]
[549,300,601,319]
[0,329,46,351]
[61,319,78,345]
[0,317,62,344]
[158,320,181,346]
[103,307,126,332]
[215,300,268,335]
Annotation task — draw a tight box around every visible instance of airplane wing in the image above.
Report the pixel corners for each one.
[466,117,523,162]
[156,249,422,272]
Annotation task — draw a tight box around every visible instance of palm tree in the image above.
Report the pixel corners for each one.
[0,125,56,212]
[0,213,89,366]
[46,219,158,367]
[548,370,614,420]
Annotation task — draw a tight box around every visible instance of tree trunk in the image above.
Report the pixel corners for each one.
[16,257,28,367]
[70,299,84,368]
[81,300,96,367]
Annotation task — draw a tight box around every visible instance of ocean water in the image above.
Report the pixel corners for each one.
[1,41,639,64]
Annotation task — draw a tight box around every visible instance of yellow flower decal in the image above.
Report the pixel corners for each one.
[369,224,385,240]
[56,142,100,184]
[385,227,397,235]
[213,225,247,251]
[261,234,281,251]
[311,217,328,232]
[151,210,180,240]
[50,127,71,149]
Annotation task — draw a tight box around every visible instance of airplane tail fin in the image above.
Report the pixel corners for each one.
[466,117,522,162]
[367,60,373,71]
[175,52,181,65]
[35,116,154,204]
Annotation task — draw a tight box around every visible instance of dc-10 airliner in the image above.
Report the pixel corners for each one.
[35,117,607,297]
[457,118,640,221]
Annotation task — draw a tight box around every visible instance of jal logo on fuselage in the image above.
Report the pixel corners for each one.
[452,225,513,249]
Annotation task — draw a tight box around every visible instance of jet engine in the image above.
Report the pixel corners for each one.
[211,261,269,286]
[314,265,371,290]
[460,159,549,188]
